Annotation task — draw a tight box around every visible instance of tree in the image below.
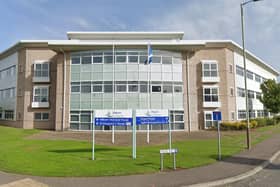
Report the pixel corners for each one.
[260,79,280,115]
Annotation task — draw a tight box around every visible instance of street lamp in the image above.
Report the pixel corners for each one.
[240,0,262,150]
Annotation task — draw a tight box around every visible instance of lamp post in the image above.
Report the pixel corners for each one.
[241,0,262,150]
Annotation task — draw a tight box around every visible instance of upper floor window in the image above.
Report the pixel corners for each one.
[246,70,254,80]
[33,86,49,103]
[33,61,49,82]
[236,65,244,76]
[34,62,49,78]
[237,87,245,97]
[202,60,218,77]
[255,74,261,83]
[203,87,219,102]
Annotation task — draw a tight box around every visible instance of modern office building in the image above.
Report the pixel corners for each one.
[0,32,278,131]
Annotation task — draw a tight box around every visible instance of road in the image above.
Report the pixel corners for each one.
[226,155,280,187]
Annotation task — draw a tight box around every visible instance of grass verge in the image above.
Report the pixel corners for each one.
[0,125,279,177]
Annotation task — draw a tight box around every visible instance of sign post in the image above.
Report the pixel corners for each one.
[132,110,136,159]
[168,110,172,151]
[92,111,95,160]
[213,111,222,161]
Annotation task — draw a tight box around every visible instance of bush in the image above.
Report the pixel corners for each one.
[254,117,275,126]
[273,115,280,124]
[220,121,257,131]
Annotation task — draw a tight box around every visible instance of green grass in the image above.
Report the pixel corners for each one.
[0,125,279,177]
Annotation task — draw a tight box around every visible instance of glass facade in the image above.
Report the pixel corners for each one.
[70,49,184,131]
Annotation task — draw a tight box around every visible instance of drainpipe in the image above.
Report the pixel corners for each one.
[60,49,66,131]
[186,52,191,133]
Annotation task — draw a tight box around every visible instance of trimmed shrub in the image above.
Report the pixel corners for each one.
[220,121,257,131]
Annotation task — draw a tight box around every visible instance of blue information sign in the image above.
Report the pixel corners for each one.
[213,111,222,121]
[136,116,169,125]
[95,118,132,126]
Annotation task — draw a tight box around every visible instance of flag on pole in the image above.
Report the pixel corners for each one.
[145,44,153,64]
[148,44,153,64]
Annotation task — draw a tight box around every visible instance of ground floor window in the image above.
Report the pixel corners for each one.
[204,111,218,129]
[34,112,49,121]
[4,110,14,120]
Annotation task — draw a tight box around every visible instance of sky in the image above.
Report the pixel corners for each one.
[1,0,279,72]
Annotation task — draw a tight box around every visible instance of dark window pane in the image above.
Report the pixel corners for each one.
[81,56,92,64]
[93,56,102,63]
[162,57,172,64]
[104,85,113,93]
[163,85,172,93]
[140,85,148,93]
[152,85,161,92]
[71,57,80,64]
[34,113,41,120]
[128,56,138,63]
[104,56,113,64]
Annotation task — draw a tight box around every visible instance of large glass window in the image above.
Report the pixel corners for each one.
[170,110,184,130]
[116,52,127,63]
[255,74,261,83]
[140,81,148,93]
[81,56,92,64]
[203,87,219,102]
[33,86,48,102]
[202,61,218,77]
[248,90,255,99]
[71,56,80,64]
[162,83,172,93]
[151,84,161,93]
[104,81,113,93]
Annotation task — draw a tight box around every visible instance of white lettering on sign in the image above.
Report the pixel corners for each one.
[95,110,132,118]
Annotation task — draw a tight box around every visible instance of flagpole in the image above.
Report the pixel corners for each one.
[147,43,150,144]
[112,42,115,144]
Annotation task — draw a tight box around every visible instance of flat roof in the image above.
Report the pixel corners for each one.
[67,31,185,40]
[0,31,278,76]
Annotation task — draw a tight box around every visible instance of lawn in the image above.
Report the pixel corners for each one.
[0,125,279,177]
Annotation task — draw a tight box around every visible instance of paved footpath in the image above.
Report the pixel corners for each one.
[1,134,280,187]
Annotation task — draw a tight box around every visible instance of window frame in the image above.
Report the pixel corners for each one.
[202,60,219,78]
[33,85,49,103]
[34,61,50,78]
[203,86,219,102]
[34,112,49,121]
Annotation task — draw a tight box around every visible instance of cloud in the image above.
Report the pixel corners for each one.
[71,17,92,29]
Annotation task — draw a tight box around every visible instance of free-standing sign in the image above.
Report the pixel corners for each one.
[213,111,222,121]
[136,109,169,125]
[94,110,132,126]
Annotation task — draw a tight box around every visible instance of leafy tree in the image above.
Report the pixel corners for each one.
[260,79,280,115]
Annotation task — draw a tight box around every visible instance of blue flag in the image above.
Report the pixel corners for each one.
[147,44,153,64]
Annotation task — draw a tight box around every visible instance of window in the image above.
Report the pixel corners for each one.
[81,56,92,64]
[116,52,127,63]
[104,52,113,64]
[162,57,172,64]
[81,82,91,93]
[151,84,161,93]
[128,52,138,63]
[231,112,235,121]
[92,52,103,64]
[34,112,49,121]
[256,92,262,100]
[4,110,14,120]
[236,65,244,76]
[92,81,103,93]
[34,62,49,78]
[202,61,218,77]
[33,86,48,102]
[255,74,261,83]
[237,87,245,97]
[104,81,113,93]
[246,70,254,80]
[71,56,80,64]
[140,81,148,93]
[71,82,80,93]
[70,111,92,130]
[204,111,218,129]
[230,88,234,96]
[128,81,138,92]
[152,56,161,63]
[249,110,256,118]
[248,90,255,99]
[170,110,184,130]
[174,85,183,93]
[203,87,219,102]
[139,55,147,64]
[238,110,246,119]
[229,64,233,73]
[116,81,127,92]
[257,110,264,117]
[162,83,172,93]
